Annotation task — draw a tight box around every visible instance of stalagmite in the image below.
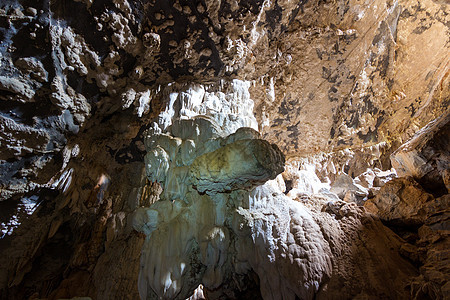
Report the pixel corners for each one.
[0,0,448,299]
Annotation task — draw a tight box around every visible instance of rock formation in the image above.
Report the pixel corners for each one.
[365,111,450,299]
[0,0,448,299]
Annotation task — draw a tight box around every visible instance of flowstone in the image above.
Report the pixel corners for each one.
[132,81,332,299]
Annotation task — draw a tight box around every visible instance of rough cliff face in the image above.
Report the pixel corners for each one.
[0,0,448,299]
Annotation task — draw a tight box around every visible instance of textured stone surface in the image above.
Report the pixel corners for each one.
[189,139,285,193]
[134,83,292,299]
[391,110,450,196]
[131,81,423,299]
[256,0,449,156]
[365,177,434,225]
[365,120,450,299]
[0,0,449,299]
[0,0,448,205]
[365,178,450,299]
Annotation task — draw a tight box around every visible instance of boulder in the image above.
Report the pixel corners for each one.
[364,177,434,225]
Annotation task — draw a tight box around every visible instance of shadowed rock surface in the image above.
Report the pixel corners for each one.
[0,0,449,299]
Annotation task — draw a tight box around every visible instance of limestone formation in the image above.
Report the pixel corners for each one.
[391,111,450,196]
[365,177,434,225]
[365,178,450,299]
[134,82,291,299]
[131,81,423,299]
[0,0,449,299]
[189,139,285,194]
[365,118,450,299]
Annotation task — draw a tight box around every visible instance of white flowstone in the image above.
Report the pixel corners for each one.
[133,80,333,299]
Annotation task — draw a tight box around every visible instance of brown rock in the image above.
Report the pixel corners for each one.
[364,177,434,225]
[391,111,450,196]
[0,0,449,299]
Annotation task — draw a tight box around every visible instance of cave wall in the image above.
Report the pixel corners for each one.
[0,0,449,299]
[1,0,448,202]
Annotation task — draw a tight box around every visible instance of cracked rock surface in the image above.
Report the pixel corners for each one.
[0,0,449,299]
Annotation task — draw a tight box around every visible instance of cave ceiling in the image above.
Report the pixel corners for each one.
[0,0,449,299]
